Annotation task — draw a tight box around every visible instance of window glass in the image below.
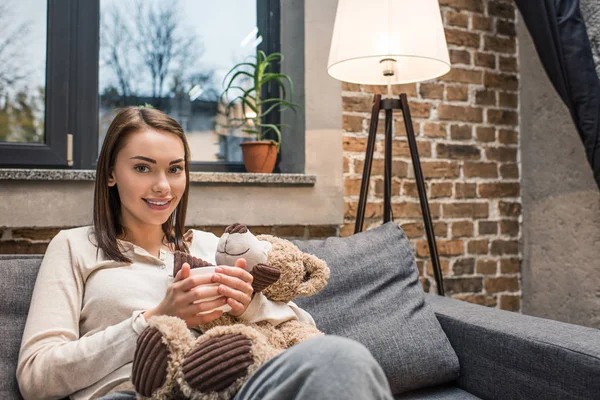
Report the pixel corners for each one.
[0,0,47,144]
[99,0,259,162]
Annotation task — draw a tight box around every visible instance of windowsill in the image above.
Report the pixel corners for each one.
[0,169,316,186]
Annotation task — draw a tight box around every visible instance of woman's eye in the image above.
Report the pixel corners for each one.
[134,165,150,173]
[170,165,183,173]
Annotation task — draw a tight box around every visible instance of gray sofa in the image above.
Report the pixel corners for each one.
[2,249,600,399]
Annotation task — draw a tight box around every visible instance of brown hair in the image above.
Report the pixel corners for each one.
[93,106,191,262]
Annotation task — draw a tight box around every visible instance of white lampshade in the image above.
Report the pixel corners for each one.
[328,0,451,85]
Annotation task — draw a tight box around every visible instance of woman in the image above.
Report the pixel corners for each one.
[16,106,392,400]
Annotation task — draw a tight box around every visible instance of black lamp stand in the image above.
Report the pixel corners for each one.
[354,93,445,296]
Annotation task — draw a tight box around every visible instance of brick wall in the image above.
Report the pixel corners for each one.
[341,0,521,311]
[0,225,340,255]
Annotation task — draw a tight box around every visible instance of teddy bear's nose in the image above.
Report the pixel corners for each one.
[225,223,248,234]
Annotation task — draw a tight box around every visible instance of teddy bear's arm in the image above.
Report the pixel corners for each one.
[250,263,281,292]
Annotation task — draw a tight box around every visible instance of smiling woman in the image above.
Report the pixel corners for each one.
[94,106,192,263]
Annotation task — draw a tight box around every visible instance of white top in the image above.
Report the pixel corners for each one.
[16,226,315,400]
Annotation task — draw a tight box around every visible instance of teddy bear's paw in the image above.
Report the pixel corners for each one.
[132,326,171,398]
[250,263,281,292]
[179,333,254,399]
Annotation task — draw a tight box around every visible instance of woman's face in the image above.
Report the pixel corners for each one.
[108,129,186,230]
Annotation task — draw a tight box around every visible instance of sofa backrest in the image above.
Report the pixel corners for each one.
[1,255,43,400]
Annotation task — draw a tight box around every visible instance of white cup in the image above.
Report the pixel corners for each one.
[189,267,232,314]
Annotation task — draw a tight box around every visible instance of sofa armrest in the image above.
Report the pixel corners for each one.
[426,294,600,400]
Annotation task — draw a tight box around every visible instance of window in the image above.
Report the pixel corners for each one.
[0,0,284,172]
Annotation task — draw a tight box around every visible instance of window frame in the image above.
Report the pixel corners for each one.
[0,0,286,173]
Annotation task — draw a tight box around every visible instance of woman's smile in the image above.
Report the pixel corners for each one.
[143,197,173,211]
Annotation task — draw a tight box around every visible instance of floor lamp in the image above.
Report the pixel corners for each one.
[327,0,451,296]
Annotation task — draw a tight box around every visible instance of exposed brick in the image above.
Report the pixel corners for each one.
[405,102,432,118]
[486,147,517,162]
[472,15,492,31]
[434,222,449,237]
[498,129,518,144]
[453,258,475,275]
[403,181,419,197]
[417,239,464,257]
[343,115,363,132]
[0,240,49,254]
[464,162,498,178]
[476,259,497,275]
[499,201,521,217]
[479,182,520,198]
[446,86,469,101]
[426,258,451,276]
[444,277,483,294]
[445,29,481,48]
[342,81,361,92]
[392,202,441,218]
[437,143,481,160]
[445,10,469,27]
[500,258,520,273]
[479,220,498,235]
[485,72,518,91]
[499,294,520,311]
[487,109,518,126]
[450,125,472,140]
[439,0,484,13]
[374,179,402,196]
[308,225,338,238]
[431,182,453,198]
[497,20,516,37]
[342,96,373,112]
[437,105,483,123]
[344,202,383,219]
[453,293,497,307]
[391,140,431,157]
[455,183,478,199]
[499,56,518,72]
[273,226,306,238]
[452,220,474,237]
[343,156,351,173]
[362,85,388,94]
[420,83,444,100]
[344,178,362,196]
[402,222,425,238]
[421,161,461,178]
[484,276,519,293]
[423,123,447,138]
[484,35,516,54]
[449,49,471,65]
[475,52,496,69]
[500,163,519,179]
[500,220,519,236]
[439,68,483,84]
[354,159,409,177]
[475,90,496,106]
[420,276,431,292]
[444,203,489,218]
[339,223,355,237]
[476,127,496,142]
[468,239,489,254]
[11,227,62,241]
[491,239,519,255]
[488,1,516,20]
[499,93,518,108]
[390,83,418,97]
[343,136,368,152]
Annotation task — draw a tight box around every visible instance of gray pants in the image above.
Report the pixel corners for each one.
[101,336,393,400]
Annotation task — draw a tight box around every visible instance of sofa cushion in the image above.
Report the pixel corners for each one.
[0,255,43,400]
[293,222,460,394]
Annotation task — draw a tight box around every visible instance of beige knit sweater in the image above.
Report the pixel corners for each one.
[16,226,314,400]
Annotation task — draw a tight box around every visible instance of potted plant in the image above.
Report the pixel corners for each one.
[221,50,300,173]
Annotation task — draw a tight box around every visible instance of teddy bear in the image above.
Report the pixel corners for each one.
[131,223,330,400]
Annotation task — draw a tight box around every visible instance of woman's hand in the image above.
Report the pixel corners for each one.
[143,263,227,328]
[212,258,254,317]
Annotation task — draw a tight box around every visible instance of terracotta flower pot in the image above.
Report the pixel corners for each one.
[240,141,278,173]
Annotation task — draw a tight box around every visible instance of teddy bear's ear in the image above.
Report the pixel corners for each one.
[296,253,330,297]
